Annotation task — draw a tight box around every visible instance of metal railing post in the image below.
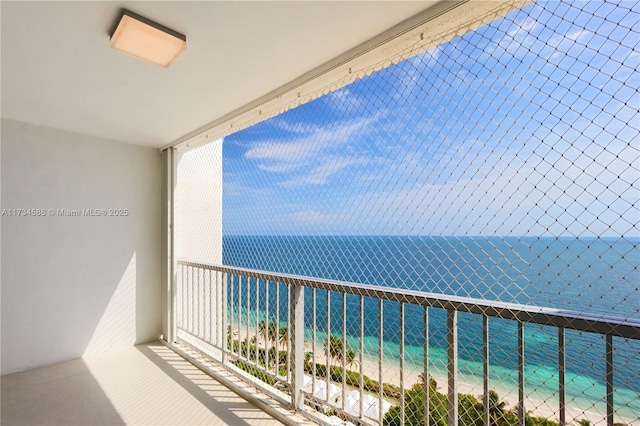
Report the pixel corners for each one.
[222,271,228,365]
[483,315,490,426]
[518,321,525,426]
[424,306,430,426]
[558,328,565,426]
[341,292,347,412]
[291,284,305,410]
[359,295,365,420]
[400,302,405,426]
[606,335,614,426]
[447,309,458,426]
[378,298,384,426]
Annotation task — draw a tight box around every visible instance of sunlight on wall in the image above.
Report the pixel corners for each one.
[85,253,136,354]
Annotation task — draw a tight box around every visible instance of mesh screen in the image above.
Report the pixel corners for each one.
[176,1,639,425]
[223,0,638,316]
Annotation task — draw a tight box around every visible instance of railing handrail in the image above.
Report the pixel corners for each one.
[177,260,640,339]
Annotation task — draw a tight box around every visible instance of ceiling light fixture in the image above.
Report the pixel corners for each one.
[110,9,186,68]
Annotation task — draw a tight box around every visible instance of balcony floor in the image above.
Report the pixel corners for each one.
[1,341,295,425]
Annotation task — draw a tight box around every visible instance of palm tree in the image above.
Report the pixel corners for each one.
[346,349,358,369]
[258,319,279,346]
[487,390,507,426]
[258,319,267,341]
[416,372,438,391]
[304,351,313,367]
[278,326,288,348]
[322,334,360,371]
[267,347,278,368]
[325,335,343,365]
[267,322,279,345]
[226,325,233,349]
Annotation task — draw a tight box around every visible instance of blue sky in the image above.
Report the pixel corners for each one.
[223,1,639,237]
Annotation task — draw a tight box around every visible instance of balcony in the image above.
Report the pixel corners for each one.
[5,261,635,426]
[1,342,302,426]
[173,261,640,426]
[2,1,638,426]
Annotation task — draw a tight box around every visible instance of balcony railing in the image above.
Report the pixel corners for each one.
[174,260,640,426]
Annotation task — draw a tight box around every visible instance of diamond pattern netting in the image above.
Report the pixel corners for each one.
[175,1,639,425]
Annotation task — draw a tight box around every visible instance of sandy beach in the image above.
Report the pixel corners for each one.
[312,347,629,425]
[233,326,633,425]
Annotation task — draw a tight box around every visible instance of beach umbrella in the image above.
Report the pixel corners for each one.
[310,379,342,402]
[302,375,313,393]
[343,390,362,416]
[343,390,356,407]
[327,382,342,402]
[313,379,327,399]
[360,393,392,419]
[327,415,356,426]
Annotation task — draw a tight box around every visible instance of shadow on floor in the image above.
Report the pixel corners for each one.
[1,342,283,426]
[1,357,125,425]
[136,341,283,426]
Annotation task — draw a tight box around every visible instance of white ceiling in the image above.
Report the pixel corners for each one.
[1,1,435,148]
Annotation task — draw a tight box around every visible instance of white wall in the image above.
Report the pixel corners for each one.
[1,118,162,374]
[171,142,223,351]
[174,142,223,265]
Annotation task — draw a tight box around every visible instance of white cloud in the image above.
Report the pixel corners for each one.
[546,28,592,59]
[245,115,376,162]
[396,46,442,100]
[565,29,589,42]
[282,156,366,187]
[335,130,640,237]
[243,113,383,186]
[270,118,320,134]
[258,162,301,173]
[481,15,542,60]
[246,139,320,162]
[508,17,539,39]
[326,88,363,112]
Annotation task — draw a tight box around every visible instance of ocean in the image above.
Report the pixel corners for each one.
[223,236,640,419]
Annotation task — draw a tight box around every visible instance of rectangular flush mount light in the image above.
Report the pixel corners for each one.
[110,9,186,67]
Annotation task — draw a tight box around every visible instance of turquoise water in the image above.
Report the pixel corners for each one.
[223,236,640,420]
